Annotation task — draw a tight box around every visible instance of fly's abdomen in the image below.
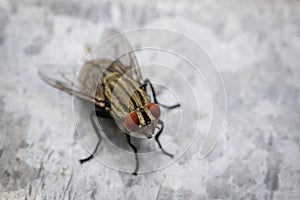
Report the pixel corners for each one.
[103,72,150,120]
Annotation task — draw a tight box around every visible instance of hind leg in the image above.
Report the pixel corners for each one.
[79,110,105,163]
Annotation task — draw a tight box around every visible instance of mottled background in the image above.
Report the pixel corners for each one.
[1,0,300,199]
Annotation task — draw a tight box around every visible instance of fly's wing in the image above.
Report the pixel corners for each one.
[38,28,143,108]
[38,63,106,108]
[91,28,144,85]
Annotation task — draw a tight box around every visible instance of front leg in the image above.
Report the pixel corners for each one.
[143,79,180,109]
[79,110,105,163]
[155,119,173,158]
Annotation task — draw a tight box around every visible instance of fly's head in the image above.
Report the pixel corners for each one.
[124,103,161,138]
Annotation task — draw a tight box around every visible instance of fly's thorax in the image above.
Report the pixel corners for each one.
[103,72,150,120]
[101,71,160,138]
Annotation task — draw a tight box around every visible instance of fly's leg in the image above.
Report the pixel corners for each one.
[124,133,139,175]
[155,119,173,158]
[143,79,176,157]
[143,79,180,109]
[79,110,104,164]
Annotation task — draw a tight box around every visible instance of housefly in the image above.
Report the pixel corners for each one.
[38,29,180,175]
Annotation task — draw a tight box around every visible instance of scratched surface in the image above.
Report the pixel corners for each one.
[1,0,300,199]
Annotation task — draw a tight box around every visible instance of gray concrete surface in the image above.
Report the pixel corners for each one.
[1,0,300,199]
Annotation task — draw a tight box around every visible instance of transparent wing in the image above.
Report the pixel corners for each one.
[38,28,144,107]
[38,63,106,108]
[90,28,144,85]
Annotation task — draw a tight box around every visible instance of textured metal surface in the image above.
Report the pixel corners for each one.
[0,0,300,199]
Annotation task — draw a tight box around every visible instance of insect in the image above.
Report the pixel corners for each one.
[38,29,180,175]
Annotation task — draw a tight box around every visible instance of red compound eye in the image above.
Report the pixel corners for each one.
[147,103,161,118]
[124,111,139,132]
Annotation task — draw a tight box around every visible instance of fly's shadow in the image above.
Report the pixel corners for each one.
[95,111,159,154]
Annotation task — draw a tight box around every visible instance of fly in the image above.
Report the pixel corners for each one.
[38,29,180,175]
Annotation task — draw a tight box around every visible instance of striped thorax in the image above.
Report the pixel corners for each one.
[102,71,161,138]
